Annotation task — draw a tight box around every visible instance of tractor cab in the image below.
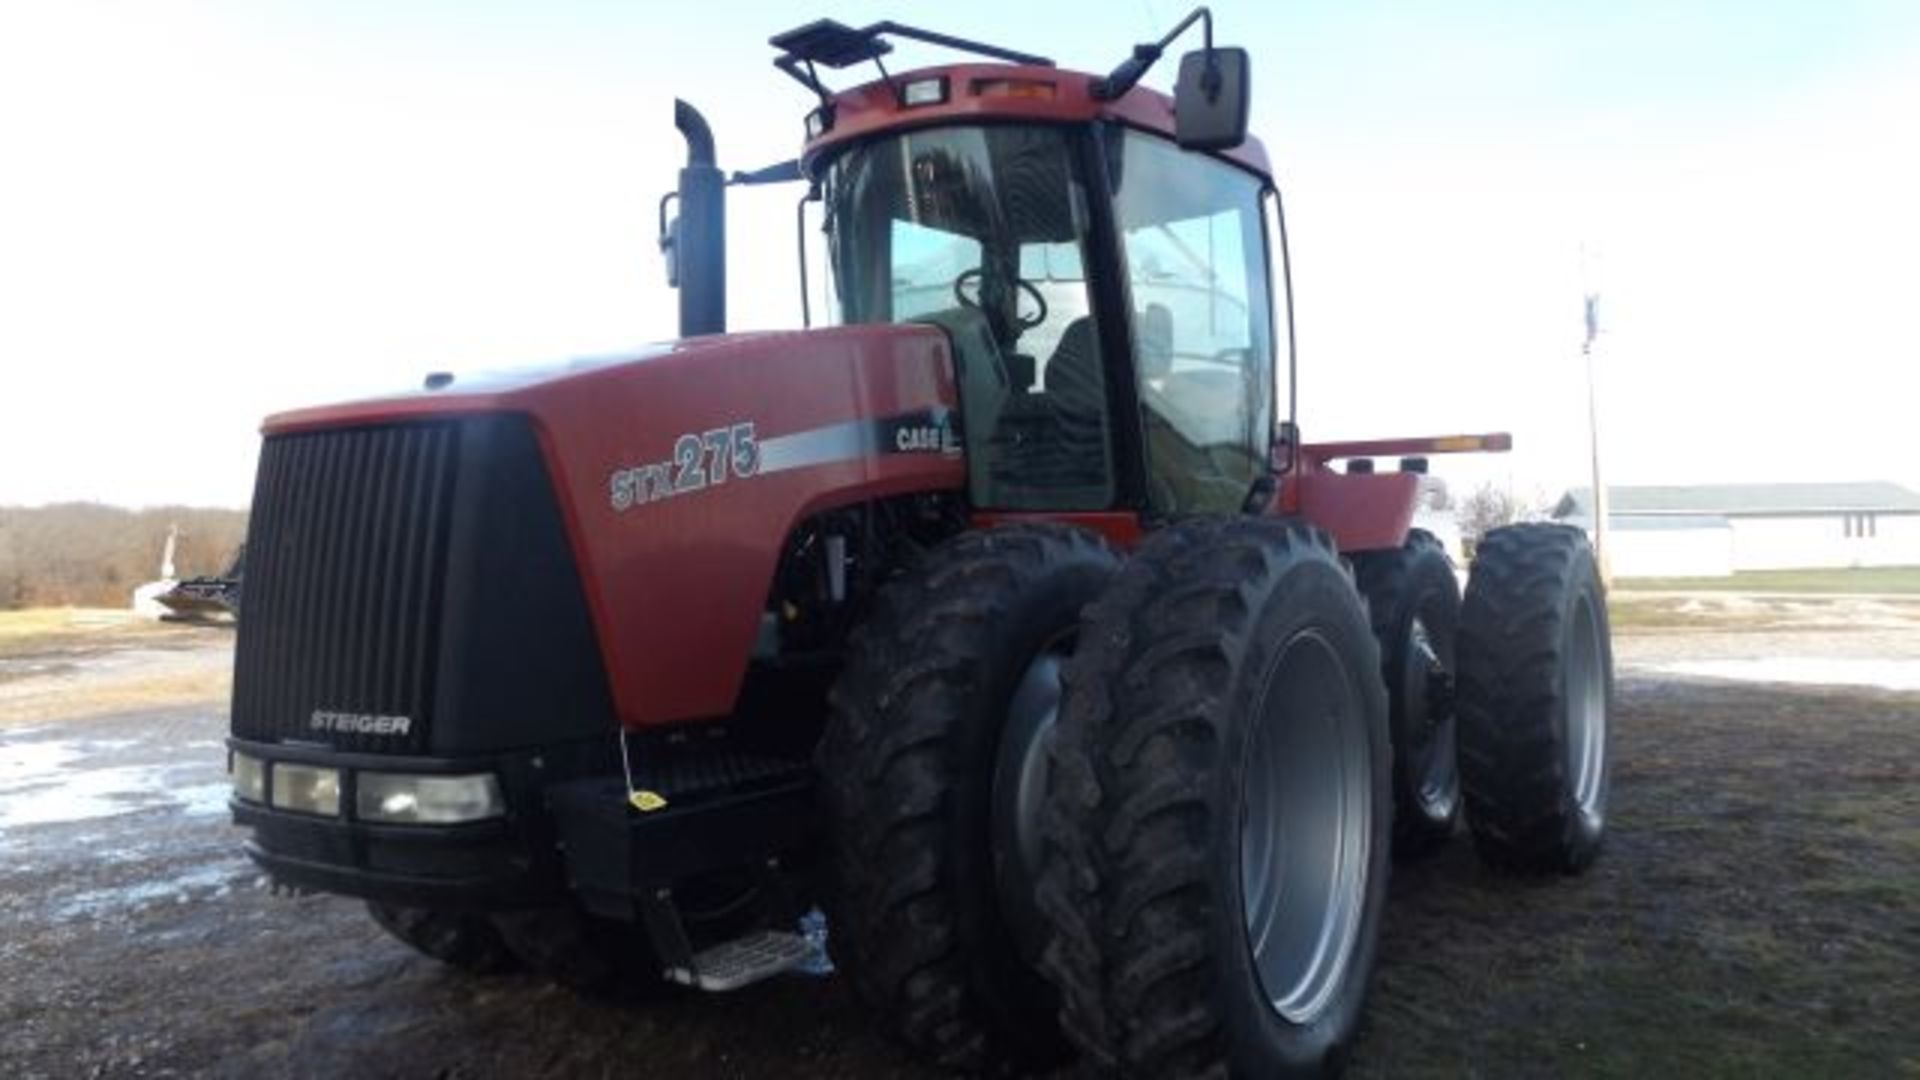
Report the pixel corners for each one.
[817,115,1278,518]
[672,12,1284,519]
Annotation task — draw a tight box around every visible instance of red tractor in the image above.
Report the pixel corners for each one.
[228,13,1612,1076]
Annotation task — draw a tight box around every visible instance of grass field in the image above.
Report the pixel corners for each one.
[0,609,230,726]
[0,608,159,655]
[1617,566,1920,594]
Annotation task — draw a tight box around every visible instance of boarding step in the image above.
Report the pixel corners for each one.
[667,930,813,992]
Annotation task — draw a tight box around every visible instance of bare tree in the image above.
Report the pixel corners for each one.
[1457,482,1551,552]
[0,504,246,609]
[0,521,21,609]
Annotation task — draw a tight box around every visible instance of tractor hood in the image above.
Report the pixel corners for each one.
[249,323,966,730]
[265,330,829,434]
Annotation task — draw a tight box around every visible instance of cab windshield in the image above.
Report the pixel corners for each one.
[822,125,1116,510]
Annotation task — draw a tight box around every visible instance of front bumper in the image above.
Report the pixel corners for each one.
[226,737,580,910]
[227,734,821,920]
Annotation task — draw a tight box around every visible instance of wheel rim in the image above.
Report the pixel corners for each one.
[992,644,1067,960]
[1403,616,1458,818]
[1241,629,1372,1025]
[1566,594,1607,820]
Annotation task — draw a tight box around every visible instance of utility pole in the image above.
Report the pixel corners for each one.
[1582,287,1611,587]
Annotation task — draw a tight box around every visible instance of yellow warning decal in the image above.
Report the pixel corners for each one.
[629,790,669,813]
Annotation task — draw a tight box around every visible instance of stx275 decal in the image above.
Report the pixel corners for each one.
[607,409,960,513]
[609,422,760,511]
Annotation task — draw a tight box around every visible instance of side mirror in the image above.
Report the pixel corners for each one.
[1174,47,1250,151]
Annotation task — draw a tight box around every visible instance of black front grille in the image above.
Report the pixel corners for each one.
[232,423,459,754]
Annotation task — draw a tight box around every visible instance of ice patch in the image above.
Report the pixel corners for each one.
[0,736,231,832]
[77,739,138,753]
[53,859,251,920]
[1653,658,1920,692]
[172,782,235,817]
[0,763,165,829]
[0,740,86,784]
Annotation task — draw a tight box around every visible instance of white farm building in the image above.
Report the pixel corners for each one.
[1553,482,1920,578]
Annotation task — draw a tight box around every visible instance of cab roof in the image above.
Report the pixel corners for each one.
[798,63,1273,183]
[770,19,1272,184]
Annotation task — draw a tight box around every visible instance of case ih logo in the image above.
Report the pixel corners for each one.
[889,419,958,454]
[310,710,412,737]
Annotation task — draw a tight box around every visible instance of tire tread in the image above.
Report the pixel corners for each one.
[1455,522,1610,874]
[820,524,1116,1071]
[1037,518,1386,1077]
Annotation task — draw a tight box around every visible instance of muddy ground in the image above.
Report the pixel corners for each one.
[0,602,1915,1078]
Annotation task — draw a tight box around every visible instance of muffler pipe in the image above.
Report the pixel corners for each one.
[673,99,726,337]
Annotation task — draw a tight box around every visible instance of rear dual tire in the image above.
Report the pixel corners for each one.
[1456,523,1613,874]
[1038,519,1391,1077]
[1352,530,1463,858]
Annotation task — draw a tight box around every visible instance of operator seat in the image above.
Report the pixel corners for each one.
[1043,318,1101,412]
[1040,317,1108,482]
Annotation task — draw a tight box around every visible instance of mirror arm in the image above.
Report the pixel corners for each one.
[1090,6,1214,101]
[1197,15,1222,101]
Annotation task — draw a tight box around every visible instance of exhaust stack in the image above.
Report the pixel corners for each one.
[668,99,726,337]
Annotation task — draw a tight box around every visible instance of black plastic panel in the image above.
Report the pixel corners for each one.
[429,416,617,753]
[231,415,617,756]
[233,423,459,754]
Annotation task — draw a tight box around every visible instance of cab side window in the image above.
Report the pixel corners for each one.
[1111,131,1276,514]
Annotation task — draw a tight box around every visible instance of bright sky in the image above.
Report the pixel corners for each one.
[3,0,1917,508]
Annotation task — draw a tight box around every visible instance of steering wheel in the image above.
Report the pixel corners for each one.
[953,268,1048,331]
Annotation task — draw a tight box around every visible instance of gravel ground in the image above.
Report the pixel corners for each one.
[0,602,1915,1078]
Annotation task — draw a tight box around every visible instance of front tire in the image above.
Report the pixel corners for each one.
[365,903,521,974]
[489,906,667,998]
[819,524,1118,1071]
[1038,519,1391,1078]
[1456,523,1613,874]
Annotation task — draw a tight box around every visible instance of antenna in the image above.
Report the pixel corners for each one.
[1580,244,1610,586]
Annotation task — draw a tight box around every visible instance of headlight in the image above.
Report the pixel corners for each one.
[231,751,267,803]
[271,763,341,817]
[356,772,504,825]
